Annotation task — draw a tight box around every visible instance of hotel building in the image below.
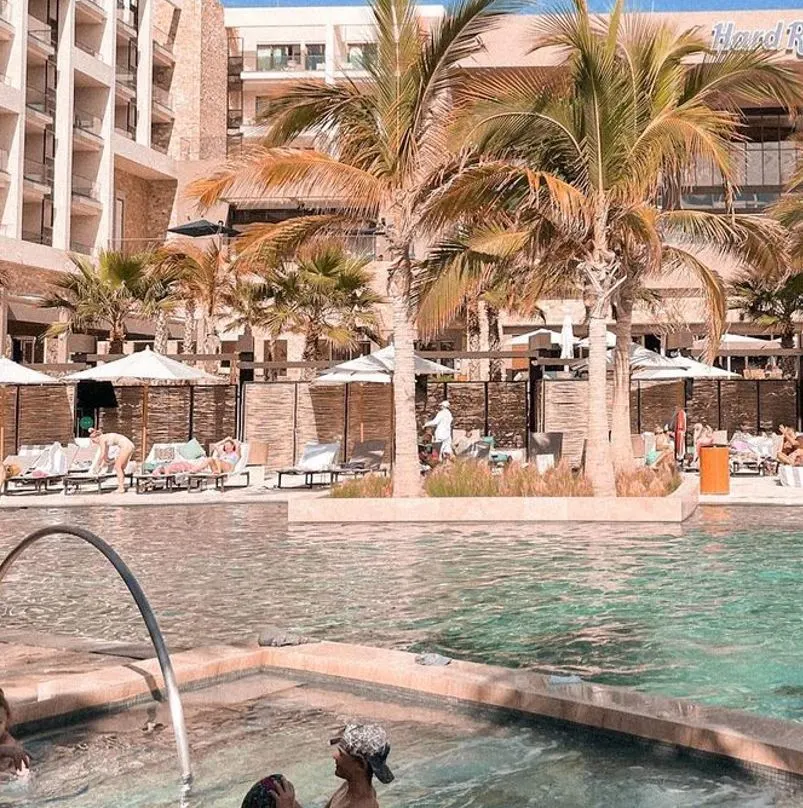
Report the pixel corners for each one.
[222,2,803,370]
[0,0,226,363]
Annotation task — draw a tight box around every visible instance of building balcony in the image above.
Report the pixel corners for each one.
[25,86,55,128]
[151,85,174,121]
[74,108,104,149]
[115,0,137,37]
[76,0,107,25]
[0,0,14,41]
[27,17,55,60]
[115,69,136,100]
[153,27,175,66]
[22,226,53,246]
[72,173,103,214]
[70,239,95,254]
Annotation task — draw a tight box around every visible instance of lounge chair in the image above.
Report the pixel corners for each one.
[332,440,388,480]
[276,441,341,489]
[187,442,251,492]
[2,443,75,494]
[133,442,201,493]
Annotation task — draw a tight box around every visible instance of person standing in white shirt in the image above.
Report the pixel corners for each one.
[425,400,454,460]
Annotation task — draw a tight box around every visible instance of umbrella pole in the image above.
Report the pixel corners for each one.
[141,383,149,462]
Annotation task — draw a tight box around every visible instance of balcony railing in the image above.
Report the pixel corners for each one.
[152,85,173,110]
[116,69,137,90]
[70,239,94,254]
[22,227,53,246]
[23,159,53,185]
[72,173,100,200]
[25,85,55,116]
[27,17,53,47]
[74,107,103,137]
[153,26,174,52]
[115,123,136,139]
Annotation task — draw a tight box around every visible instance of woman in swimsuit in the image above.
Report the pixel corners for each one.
[89,428,135,493]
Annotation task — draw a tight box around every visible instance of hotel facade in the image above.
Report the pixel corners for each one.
[0,1,801,372]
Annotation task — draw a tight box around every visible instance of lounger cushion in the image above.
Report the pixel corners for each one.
[178,438,206,460]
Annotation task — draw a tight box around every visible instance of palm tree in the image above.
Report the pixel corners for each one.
[41,250,152,353]
[262,243,383,374]
[187,0,512,496]
[730,271,803,349]
[427,0,799,490]
[151,240,236,356]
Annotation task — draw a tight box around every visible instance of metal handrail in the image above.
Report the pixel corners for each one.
[0,525,192,792]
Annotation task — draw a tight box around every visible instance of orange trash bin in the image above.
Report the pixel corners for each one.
[699,445,730,495]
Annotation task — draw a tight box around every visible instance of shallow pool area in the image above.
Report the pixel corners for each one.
[2,673,801,808]
[1,504,803,719]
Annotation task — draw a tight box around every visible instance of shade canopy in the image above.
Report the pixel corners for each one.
[316,345,454,385]
[167,219,240,238]
[65,347,218,383]
[693,332,782,352]
[0,357,55,385]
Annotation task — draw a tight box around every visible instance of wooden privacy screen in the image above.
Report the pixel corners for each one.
[243,380,528,469]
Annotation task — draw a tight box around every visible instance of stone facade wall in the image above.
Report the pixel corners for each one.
[114,169,177,245]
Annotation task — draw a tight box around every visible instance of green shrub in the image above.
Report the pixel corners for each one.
[330,474,392,498]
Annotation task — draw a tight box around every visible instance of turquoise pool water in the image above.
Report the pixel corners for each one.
[1,674,799,807]
[0,505,802,719]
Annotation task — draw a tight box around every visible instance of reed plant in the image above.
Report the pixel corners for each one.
[330,474,392,498]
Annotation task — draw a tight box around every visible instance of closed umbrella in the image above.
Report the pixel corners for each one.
[0,357,55,458]
[65,347,219,455]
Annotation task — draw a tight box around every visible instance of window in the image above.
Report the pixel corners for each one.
[256,44,301,71]
[346,43,377,69]
[305,43,325,71]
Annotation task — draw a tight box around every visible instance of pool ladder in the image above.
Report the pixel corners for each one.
[0,525,193,795]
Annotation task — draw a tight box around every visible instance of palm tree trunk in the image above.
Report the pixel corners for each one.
[586,303,616,497]
[486,303,502,381]
[389,261,422,497]
[183,301,196,354]
[466,299,480,381]
[611,290,634,472]
[154,310,169,354]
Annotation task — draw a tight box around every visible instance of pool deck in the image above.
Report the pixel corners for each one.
[4,634,803,780]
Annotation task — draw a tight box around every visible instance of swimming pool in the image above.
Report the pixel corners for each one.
[1,504,802,719]
[1,674,798,807]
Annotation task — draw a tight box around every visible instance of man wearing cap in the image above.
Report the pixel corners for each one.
[424,400,453,460]
[326,722,394,808]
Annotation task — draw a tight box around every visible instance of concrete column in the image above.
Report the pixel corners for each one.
[0,287,8,357]
[136,0,154,145]
[52,0,76,250]
[4,0,28,238]
[325,24,335,85]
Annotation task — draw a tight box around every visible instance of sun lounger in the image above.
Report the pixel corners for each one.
[276,441,341,489]
[187,442,251,491]
[332,440,388,480]
[2,443,76,494]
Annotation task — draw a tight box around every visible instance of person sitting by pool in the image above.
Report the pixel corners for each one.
[646,426,674,470]
[241,773,302,808]
[0,688,29,775]
[326,722,394,808]
[777,425,803,466]
[89,428,135,493]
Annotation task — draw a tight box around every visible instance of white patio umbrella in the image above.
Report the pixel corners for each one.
[65,347,218,453]
[559,314,575,360]
[315,345,453,384]
[0,357,55,458]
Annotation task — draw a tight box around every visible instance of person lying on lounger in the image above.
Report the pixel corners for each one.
[0,689,29,775]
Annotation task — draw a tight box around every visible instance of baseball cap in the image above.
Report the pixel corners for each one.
[330,723,394,784]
